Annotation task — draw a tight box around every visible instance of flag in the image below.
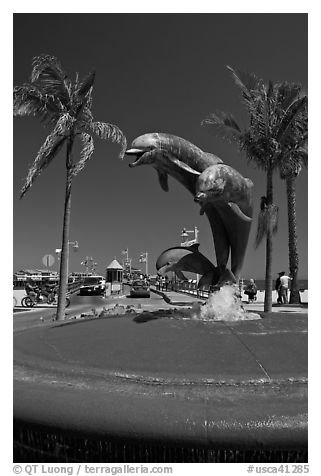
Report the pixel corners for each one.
[139,253,147,263]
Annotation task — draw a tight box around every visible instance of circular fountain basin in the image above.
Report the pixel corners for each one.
[14,311,308,462]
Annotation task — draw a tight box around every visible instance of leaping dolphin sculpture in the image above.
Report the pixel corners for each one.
[156,244,219,288]
[126,132,222,193]
[156,244,237,288]
[125,133,253,283]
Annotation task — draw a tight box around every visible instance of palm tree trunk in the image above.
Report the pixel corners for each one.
[286,176,301,304]
[56,138,74,321]
[264,166,273,313]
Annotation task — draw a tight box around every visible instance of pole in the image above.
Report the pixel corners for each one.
[145,252,148,276]
[195,226,199,243]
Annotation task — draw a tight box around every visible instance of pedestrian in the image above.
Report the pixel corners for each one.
[279,271,292,304]
[275,272,283,304]
[244,278,257,304]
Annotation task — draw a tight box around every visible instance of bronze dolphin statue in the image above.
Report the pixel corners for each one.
[194,164,253,280]
[156,244,236,288]
[126,132,222,193]
[125,133,253,283]
[156,244,220,288]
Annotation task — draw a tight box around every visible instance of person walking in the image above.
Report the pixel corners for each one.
[244,279,257,304]
[279,271,292,304]
[275,272,283,304]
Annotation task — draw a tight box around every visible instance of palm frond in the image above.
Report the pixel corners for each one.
[71,133,95,177]
[255,204,279,248]
[266,80,275,100]
[13,84,63,124]
[30,54,71,107]
[76,71,96,99]
[275,82,302,113]
[201,111,241,143]
[20,131,66,198]
[20,112,74,198]
[226,65,262,112]
[54,113,75,135]
[31,55,64,81]
[90,121,127,159]
[298,146,308,168]
[276,96,307,142]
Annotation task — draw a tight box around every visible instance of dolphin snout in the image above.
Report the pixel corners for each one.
[194,192,206,203]
[125,148,144,156]
[194,192,208,215]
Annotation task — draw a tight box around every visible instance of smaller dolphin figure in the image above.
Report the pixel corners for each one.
[194,164,253,280]
[156,244,235,289]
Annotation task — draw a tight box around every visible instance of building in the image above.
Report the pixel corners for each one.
[13,269,59,288]
[106,259,123,295]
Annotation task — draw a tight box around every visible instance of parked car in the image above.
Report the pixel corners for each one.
[79,276,106,296]
[130,279,150,298]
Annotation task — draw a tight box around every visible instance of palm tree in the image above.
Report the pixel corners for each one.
[14,55,127,320]
[202,66,307,312]
[277,96,308,303]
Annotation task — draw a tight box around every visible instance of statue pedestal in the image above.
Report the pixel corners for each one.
[14,312,307,463]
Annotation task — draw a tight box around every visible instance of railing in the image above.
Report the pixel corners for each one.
[13,278,83,295]
[68,279,83,294]
[155,280,213,300]
[168,280,308,304]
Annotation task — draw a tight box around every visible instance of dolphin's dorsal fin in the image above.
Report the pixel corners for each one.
[170,157,201,175]
[228,202,252,222]
[186,243,200,252]
[157,170,169,191]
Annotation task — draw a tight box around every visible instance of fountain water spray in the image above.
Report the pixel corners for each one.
[192,285,261,321]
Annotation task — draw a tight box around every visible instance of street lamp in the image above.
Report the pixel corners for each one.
[180,226,199,246]
[81,256,98,274]
[122,249,132,276]
[139,252,148,276]
[180,227,200,284]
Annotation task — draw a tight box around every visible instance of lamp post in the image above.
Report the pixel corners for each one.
[180,226,199,247]
[122,249,132,277]
[81,256,98,275]
[139,252,148,276]
[180,226,200,284]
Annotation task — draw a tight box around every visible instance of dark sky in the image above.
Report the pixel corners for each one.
[13,13,308,279]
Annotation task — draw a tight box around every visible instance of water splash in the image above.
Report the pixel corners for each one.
[191,285,261,321]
